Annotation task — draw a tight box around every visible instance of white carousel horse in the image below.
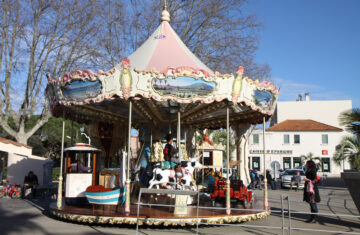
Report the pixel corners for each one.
[148,156,202,190]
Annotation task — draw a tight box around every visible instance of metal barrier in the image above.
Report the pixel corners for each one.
[279,195,360,235]
[136,188,200,235]
[135,191,360,235]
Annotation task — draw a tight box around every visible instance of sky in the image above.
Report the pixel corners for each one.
[248,0,360,108]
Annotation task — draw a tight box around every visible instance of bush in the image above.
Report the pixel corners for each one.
[52,168,60,181]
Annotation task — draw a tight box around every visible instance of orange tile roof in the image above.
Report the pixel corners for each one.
[266,120,342,131]
[0,137,32,149]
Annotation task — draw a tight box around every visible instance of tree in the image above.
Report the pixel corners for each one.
[335,108,360,170]
[334,136,360,171]
[300,152,322,169]
[0,0,104,144]
[339,108,360,140]
[1,0,270,146]
[211,129,236,161]
[94,0,270,79]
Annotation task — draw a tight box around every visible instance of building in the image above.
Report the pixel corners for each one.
[248,94,352,177]
[0,137,53,186]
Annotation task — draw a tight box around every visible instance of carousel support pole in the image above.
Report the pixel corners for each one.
[150,129,153,148]
[226,107,231,215]
[57,110,66,209]
[184,130,186,151]
[71,120,73,146]
[125,101,132,215]
[177,111,181,161]
[263,116,268,210]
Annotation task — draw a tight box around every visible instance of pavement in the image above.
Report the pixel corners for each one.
[0,178,359,235]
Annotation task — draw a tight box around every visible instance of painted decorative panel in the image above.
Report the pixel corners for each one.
[103,74,119,93]
[152,76,215,98]
[62,80,102,101]
[253,90,275,109]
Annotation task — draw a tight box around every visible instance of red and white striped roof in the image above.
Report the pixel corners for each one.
[124,8,213,74]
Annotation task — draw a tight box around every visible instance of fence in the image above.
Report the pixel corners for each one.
[135,190,360,235]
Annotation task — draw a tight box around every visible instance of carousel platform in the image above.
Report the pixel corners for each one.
[49,196,269,226]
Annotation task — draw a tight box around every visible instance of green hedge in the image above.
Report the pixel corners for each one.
[52,168,60,181]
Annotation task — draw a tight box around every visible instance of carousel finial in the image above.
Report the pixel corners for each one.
[161,0,170,22]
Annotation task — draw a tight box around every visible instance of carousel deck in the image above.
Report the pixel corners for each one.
[49,197,269,226]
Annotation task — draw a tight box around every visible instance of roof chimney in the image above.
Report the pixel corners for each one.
[296,94,302,101]
[305,92,310,101]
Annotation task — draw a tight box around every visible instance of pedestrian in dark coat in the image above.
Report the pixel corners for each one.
[303,160,320,223]
[266,170,276,190]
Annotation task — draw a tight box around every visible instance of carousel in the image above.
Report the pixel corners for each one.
[46,5,279,226]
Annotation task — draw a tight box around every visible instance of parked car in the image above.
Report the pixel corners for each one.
[281,169,306,189]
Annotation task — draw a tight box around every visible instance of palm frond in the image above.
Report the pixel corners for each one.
[339,108,360,135]
[300,152,321,167]
[334,136,360,170]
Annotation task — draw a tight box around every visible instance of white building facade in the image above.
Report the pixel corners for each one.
[249,95,352,177]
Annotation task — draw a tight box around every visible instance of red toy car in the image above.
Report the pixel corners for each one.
[210,179,252,208]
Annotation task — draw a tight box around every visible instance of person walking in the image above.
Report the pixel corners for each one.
[303,160,320,223]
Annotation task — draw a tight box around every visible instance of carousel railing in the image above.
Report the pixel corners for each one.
[135,188,200,234]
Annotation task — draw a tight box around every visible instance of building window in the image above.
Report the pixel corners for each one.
[284,134,290,144]
[322,158,330,172]
[252,157,260,171]
[322,134,328,144]
[283,157,291,170]
[294,134,300,144]
[293,157,302,168]
[253,134,259,144]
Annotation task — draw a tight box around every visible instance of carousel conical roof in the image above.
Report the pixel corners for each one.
[46,6,279,130]
[121,9,213,74]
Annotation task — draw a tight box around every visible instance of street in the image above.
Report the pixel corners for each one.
[0,182,359,235]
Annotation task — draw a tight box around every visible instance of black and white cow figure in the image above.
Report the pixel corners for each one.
[148,156,202,190]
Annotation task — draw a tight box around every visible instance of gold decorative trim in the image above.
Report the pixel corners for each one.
[50,207,270,226]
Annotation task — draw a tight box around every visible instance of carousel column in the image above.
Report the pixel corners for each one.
[177,111,181,160]
[71,120,73,146]
[233,124,251,185]
[150,130,153,148]
[263,117,268,209]
[185,129,195,158]
[57,110,66,209]
[125,101,132,215]
[226,107,231,215]
[243,135,251,185]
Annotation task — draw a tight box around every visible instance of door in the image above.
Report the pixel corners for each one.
[252,157,260,171]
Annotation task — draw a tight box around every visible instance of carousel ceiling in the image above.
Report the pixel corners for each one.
[45,7,279,130]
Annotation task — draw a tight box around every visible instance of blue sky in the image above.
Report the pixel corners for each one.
[248,0,360,108]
